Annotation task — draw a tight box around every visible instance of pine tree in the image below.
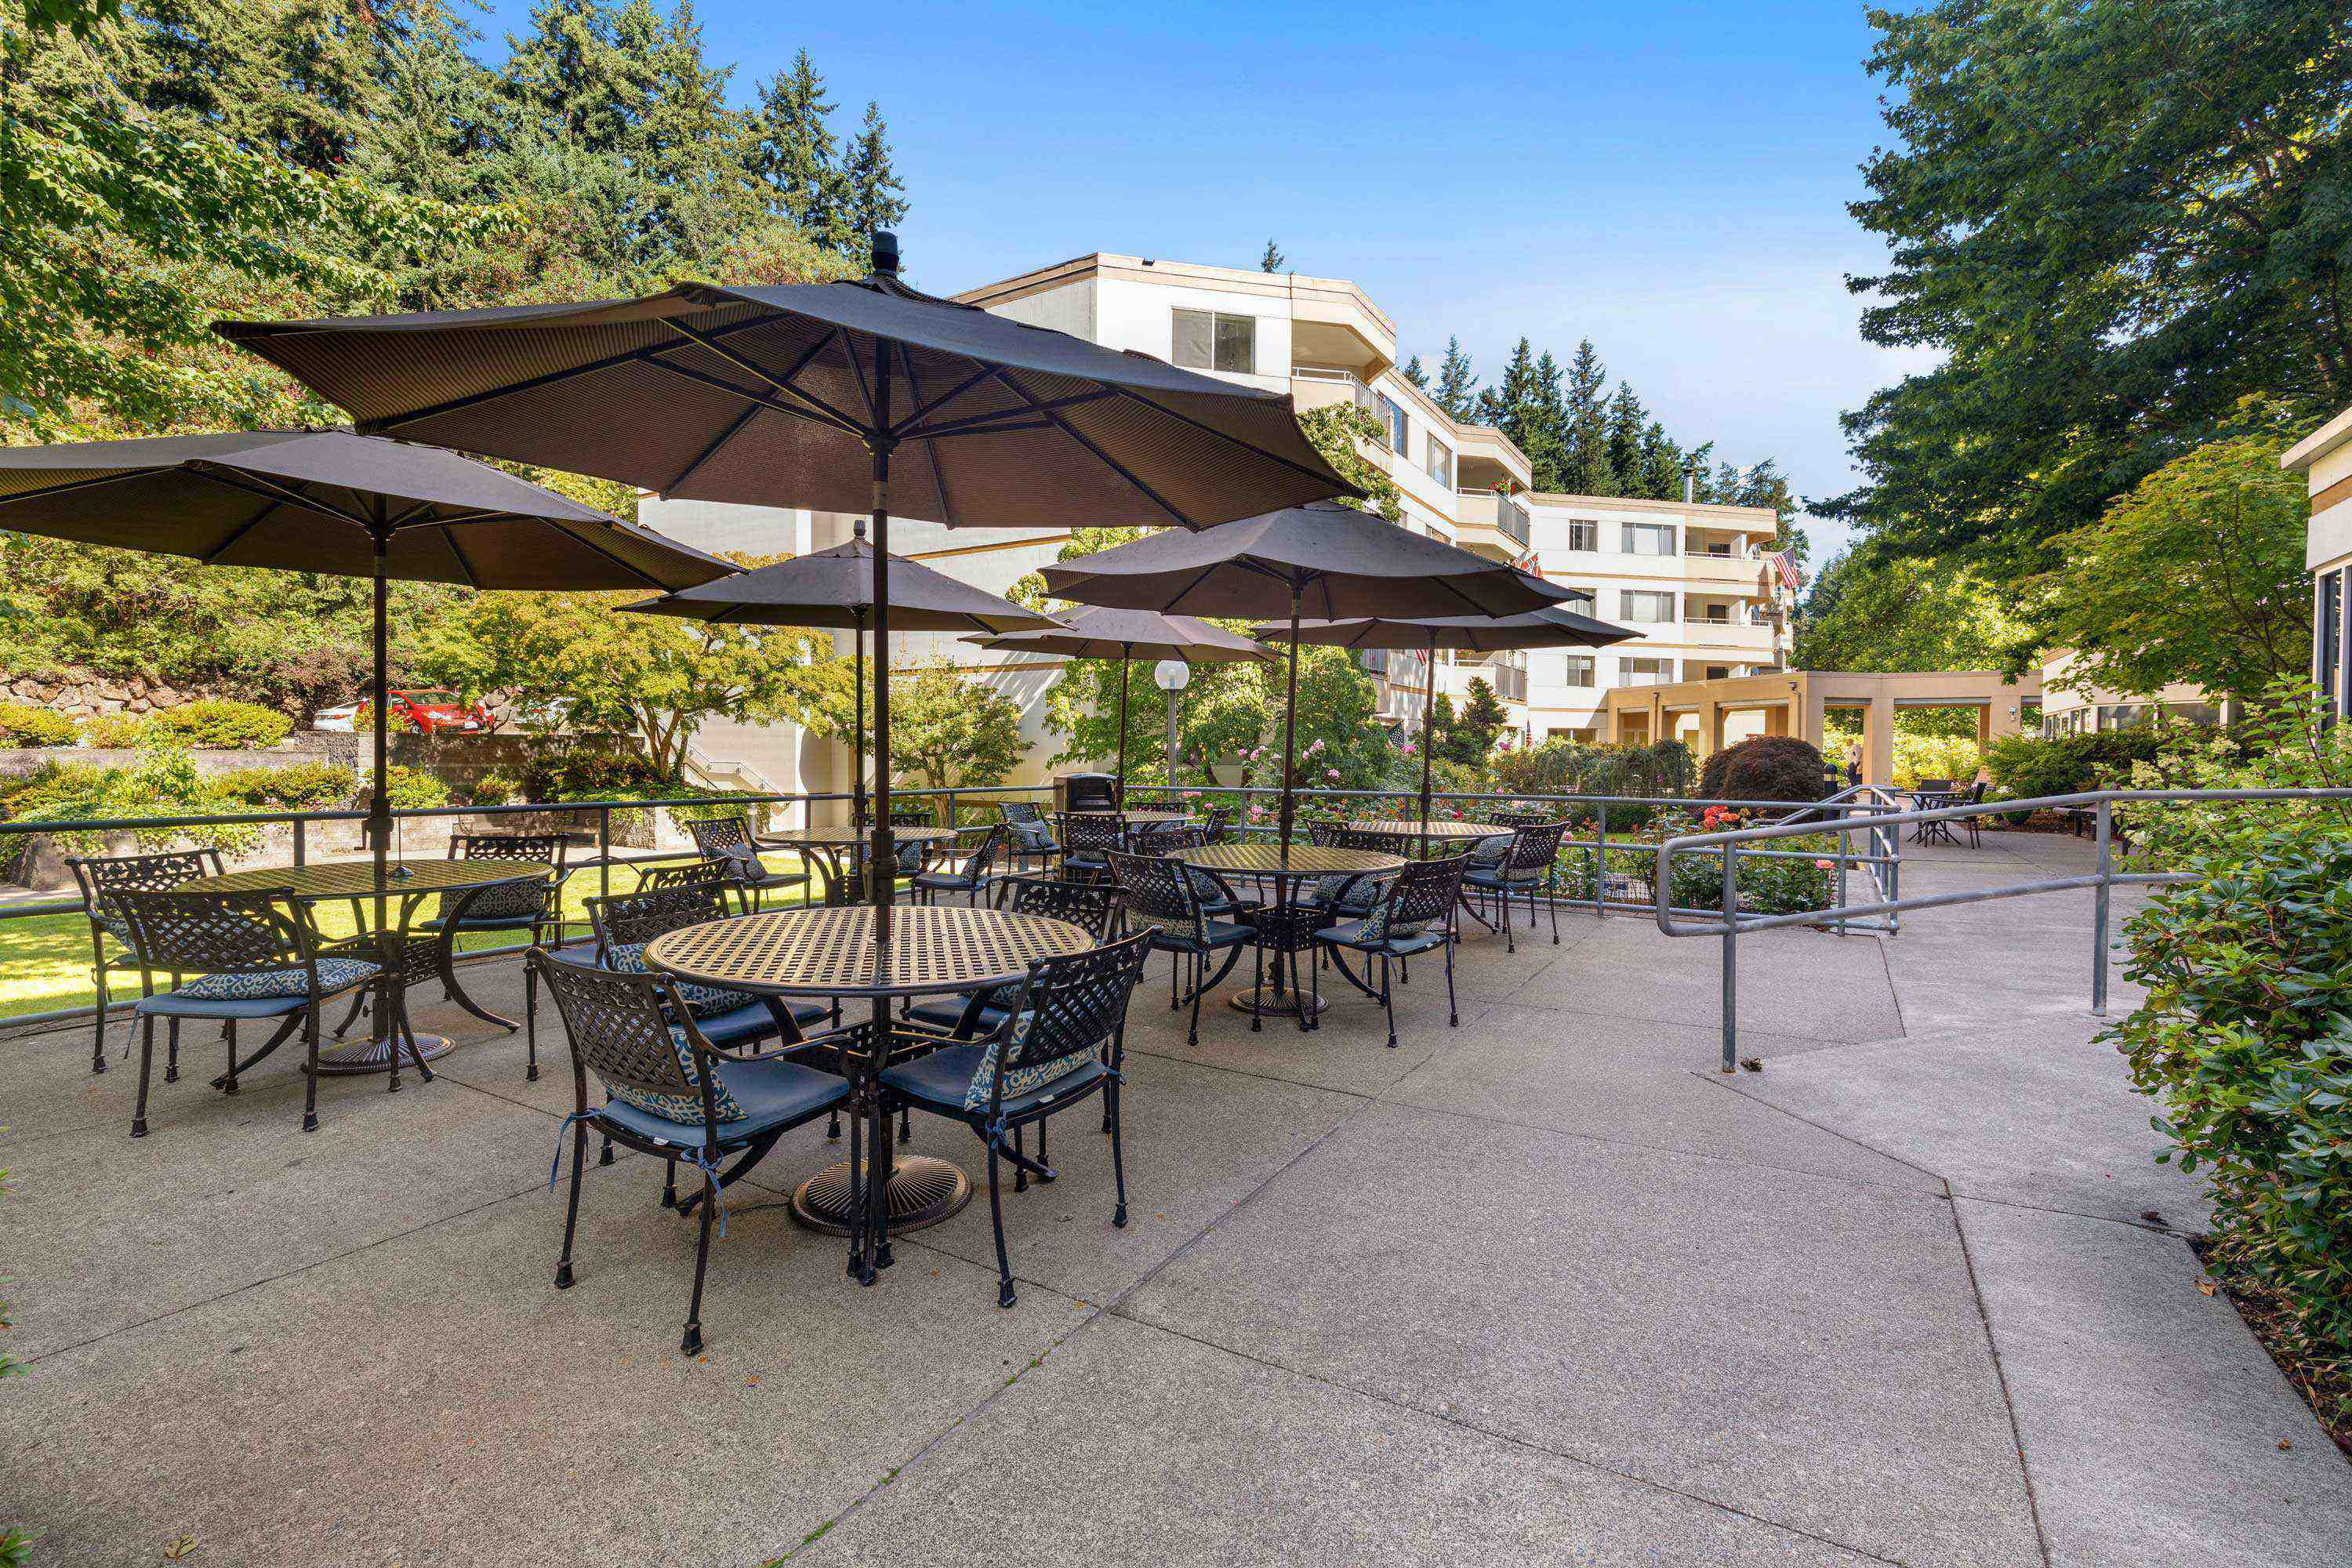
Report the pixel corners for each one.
[749,48,848,243]
[1478,339,1563,489]
[1259,238,1286,273]
[1557,339,1613,494]
[1635,422,1684,501]
[1447,678,1508,764]
[839,101,908,247]
[1401,355,1425,388]
[1603,383,1646,495]
[1431,337,1477,422]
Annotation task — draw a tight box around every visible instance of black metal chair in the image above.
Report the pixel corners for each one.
[879,927,1153,1308]
[686,815,811,910]
[1488,808,1552,831]
[999,800,1060,873]
[66,848,224,1076]
[355,873,560,1079]
[904,876,1123,1037]
[1055,811,1125,882]
[1463,819,1569,952]
[909,825,1005,906]
[532,951,854,1353]
[1314,855,1468,1049]
[416,833,568,1033]
[583,882,831,1054]
[1300,823,1403,923]
[1200,804,1235,844]
[112,887,390,1137]
[1106,849,1254,1047]
[1958,779,1988,848]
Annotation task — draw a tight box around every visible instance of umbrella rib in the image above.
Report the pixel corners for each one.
[182,466,378,530]
[1432,574,1503,616]
[643,356,866,441]
[988,370,1198,528]
[667,321,869,437]
[548,521,674,590]
[1104,386,1364,493]
[910,390,1115,441]
[199,497,286,564]
[889,363,998,437]
[663,402,764,495]
[897,343,956,525]
[0,470,145,508]
[441,523,483,588]
[361,343,667,434]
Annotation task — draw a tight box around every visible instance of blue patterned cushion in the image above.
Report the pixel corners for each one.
[1007,821,1056,851]
[960,1012,1096,1112]
[604,942,764,1020]
[1308,869,1392,911]
[1468,833,1512,866]
[1358,896,1430,942]
[177,956,379,1001]
[604,1024,747,1124]
[97,910,132,943]
[441,876,547,924]
[1182,866,1234,906]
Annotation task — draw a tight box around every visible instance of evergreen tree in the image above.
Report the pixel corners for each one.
[1447,678,1508,764]
[749,48,847,242]
[1478,339,1554,488]
[1557,339,1613,494]
[1635,422,1685,501]
[1401,354,1425,388]
[1603,382,1646,495]
[1431,336,1477,422]
[1258,238,1286,272]
[838,100,908,245]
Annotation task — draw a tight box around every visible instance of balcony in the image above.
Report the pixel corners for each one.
[1681,550,1770,590]
[1679,615,1774,649]
[1451,488,1533,563]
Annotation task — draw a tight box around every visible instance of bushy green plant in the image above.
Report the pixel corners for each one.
[6,747,263,855]
[0,703,78,748]
[1892,732,1982,789]
[1664,819,1837,916]
[146,699,294,749]
[1982,726,2187,804]
[212,760,357,809]
[467,768,523,807]
[1698,735,1828,804]
[517,742,671,804]
[383,768,451,811]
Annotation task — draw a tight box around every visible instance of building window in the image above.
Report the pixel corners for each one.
[1374,392,1407,452]
[1172,310,1254,374]
[1557,586,1598,616]
[2320,568,2344,716]
[1561,654,1595,688]
[1566,519,1599,551]
[1620,590,1674,623]
[1621,656,1675,686]
[1621,521,1675,557]
[1425,436,1452,488]
[1702,665,1732,681]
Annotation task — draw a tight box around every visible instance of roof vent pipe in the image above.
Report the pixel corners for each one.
[871,230,901,277]
[1682,468,1697,504]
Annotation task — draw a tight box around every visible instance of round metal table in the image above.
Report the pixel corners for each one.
[1065,809,1196,822]
[186,858,556,1073]
[1172,842,1403,1022]
[644,906,1094,1261]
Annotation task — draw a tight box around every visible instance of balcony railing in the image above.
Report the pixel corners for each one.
[1452,488,1531,548]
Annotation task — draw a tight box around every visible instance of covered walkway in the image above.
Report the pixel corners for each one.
[1599,668,2043,782]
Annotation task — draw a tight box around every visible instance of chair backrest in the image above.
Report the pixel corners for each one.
[1916,778,1952,793]
[1305,821,1339,848]
[982,927,1154,1105]
[637,858,737,893]
[942,824,1004,880]
[1329,826,1409,857]
[1490,809,1551,830]
[1000,800,1045,825]
[452,832,568,873]
[995,874,1122,941]
[528,951,717,1132]
[685,815,756,858]
[1135,823,1207,857]
[1370,854,1468,936]
[111,888,305,976]
[586,881,735,958]
[1507,820,1570,874]
[67,848,225,928]
[1058,813,1125,856]
[1105,849,1203,941]
[1200,804,1233,843]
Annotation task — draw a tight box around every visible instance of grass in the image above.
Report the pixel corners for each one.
[0,851,828,1023]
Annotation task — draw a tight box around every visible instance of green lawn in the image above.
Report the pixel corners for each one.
[0,852,829,1022]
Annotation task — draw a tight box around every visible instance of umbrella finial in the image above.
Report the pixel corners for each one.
[871,230,901,278]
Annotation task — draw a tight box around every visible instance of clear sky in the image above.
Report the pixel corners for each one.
[478,0,1934,557]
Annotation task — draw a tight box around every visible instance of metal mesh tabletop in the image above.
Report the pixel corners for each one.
[755,826,957,848]
[187,859,555,900]
[643,906,1092,998]
[1065,809,1196,823]
[1173,843,1403,879]
[1345,819,1508,840]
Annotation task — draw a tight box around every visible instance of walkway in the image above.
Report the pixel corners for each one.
[2,831,2344,1565]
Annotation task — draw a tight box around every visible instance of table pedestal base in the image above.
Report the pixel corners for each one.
[314,1032,457,1075]
[1222,985,1327,1019]
[790,1154,971,1236]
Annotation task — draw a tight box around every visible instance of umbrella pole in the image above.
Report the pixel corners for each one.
[1420,630,1438,858]
[1114,644,1131,808]
[1276,583,1302,855]
[851,608,868,830]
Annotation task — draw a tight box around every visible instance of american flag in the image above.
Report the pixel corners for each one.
[1766,550,1800,591]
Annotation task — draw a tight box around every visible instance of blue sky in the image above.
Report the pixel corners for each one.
[481,0,1931,558]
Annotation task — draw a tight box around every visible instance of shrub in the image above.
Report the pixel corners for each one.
[384,767,451,811]
[1982,727,2185,804]
[85,699,293,750]
[467,768,523,807]
[212,760,358,809]
[1892,732,1982,790]
[1664,825,1838,916]
[1698,736,1828,804]
[5,747,263,855]
[0,703,78,748]
[518,742,670,804]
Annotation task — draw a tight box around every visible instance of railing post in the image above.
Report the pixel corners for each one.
[2090,797,2113,1016]
[598,806,612,905]
[1593,801,1608,916]
[1720,839,1739,1073]
[293,818,307,867]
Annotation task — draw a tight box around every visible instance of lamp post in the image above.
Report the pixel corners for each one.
[1154,659,1191,790]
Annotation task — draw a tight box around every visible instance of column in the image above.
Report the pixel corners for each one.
[1864,692,1896,786]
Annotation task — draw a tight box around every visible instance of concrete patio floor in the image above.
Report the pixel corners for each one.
[3,829,2347,1566]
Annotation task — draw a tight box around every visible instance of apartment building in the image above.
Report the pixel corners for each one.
[2286,404,2352,716]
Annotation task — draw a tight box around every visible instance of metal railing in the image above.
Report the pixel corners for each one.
[1653,786,2352,1074]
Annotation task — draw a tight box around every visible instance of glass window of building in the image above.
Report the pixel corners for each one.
[1374,392,1407,452]
[1621,656,1675,685]
[1561,653,1595,688]
[1566,519,1599,551]
[1621,590,1674,622]
[1171,309,1255,374]
[1621,521,1675,556]
[2320,568,2344,715]
[1425,436,1452,488]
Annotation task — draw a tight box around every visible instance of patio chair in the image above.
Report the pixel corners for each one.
[636,857,746,902]
[1200,804,1235,844]
[1958,779,1988,848]
[357,873,564,1080]
[67,848,224,1076]
[1489,808,1552,830]
[1464,819,1569,953]
[1299,823,1403,924]
[583,882,830,1054]
[999,800,1059,874]
[909,824,1005,906]
[532,951,853,1353]
[903,875,1123,1037]
[1055,811,1125,883]
[878,927,1153,1308]
[1106,849,1254,1047]
[419,833,568,1033]
[1314,854,1468,1049]
[111,887,388,1137]
[685,815,811,911]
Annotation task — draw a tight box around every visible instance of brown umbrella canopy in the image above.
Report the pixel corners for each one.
[0,429,731,590]
[214,267,1354,532]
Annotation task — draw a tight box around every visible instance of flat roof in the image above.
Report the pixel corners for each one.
[2282,405,2352,474]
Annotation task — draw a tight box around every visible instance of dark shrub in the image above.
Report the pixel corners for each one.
[1698,736,1828,804]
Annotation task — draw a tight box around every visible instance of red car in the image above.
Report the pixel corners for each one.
[326,689,500,735]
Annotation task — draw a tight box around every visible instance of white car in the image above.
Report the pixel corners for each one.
[312,701,362,733]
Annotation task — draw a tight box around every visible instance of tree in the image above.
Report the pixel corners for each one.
[837,100,906,245]
[2034,418,2312,703]
[884,662,1023,789]
[746,48,850,245]
[1556,339,1613,494]
[1258,238,1286,273]
[1828,0,2352,579]
[1792,551,2027,673]
[1400,354,1425,388]
[1429,337,1477,422]
[1602,383,1647,497]
[1478,339,1562,489]
[1296,404,1402,522]
[1446,677,1508,764]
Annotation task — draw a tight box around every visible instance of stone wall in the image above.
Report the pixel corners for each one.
[2,669,206,718]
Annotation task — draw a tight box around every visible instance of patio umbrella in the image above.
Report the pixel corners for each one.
[619,535,1061,824]
[1250,608,1636,848]
[1041,501,1576,849]
[0,428,732,890]
[215,232,1353,929]
[962,606,1273,800]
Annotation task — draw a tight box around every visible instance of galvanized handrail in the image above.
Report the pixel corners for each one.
[1653,786,2352,1073]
